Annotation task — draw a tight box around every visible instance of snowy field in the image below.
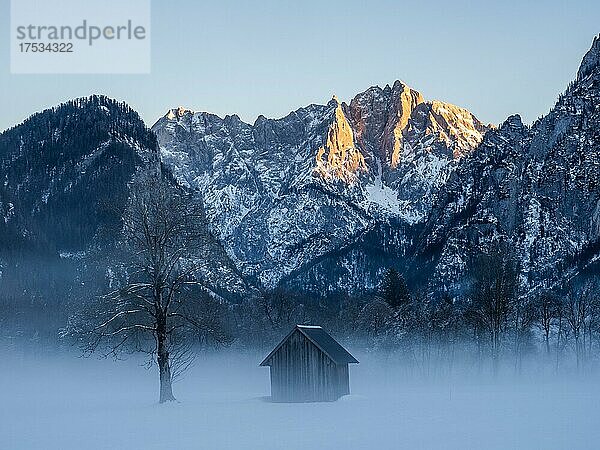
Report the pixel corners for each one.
[2,351,600,450]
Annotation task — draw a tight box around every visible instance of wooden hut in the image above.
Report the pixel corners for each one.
[260,325,359,402]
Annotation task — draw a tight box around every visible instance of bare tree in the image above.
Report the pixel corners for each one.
[80,174,232,402]
[565,280,596,369]
[537,292,559,355]
[512,294,537,373]
[357,298,394,338]
[585,286,600,359]
[257,288,305,331]
[467,244,519,370]
[555,298,566,372]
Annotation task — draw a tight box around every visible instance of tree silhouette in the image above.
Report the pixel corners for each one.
[380,268,411,309]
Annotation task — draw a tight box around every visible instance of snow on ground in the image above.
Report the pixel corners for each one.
[2,351,599,450]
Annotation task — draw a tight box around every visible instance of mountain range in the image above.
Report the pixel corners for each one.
[1,35,599,300]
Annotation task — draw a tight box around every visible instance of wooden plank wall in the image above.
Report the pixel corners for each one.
[268,330,349,402]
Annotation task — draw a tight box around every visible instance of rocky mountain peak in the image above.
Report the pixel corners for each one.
[348,81,425,167]
[344,80,486,169]
[151,79,491,287]
[388,82,426,167]
[423,100,489,158]
[165,106,193,120]
[499,114,525,133]
[314,99,367,183]
[577,34,600,80]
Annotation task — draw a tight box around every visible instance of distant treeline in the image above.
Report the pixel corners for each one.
[2,241,600,377]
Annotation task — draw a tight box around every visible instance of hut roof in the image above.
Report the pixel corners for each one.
[260,325,359,366]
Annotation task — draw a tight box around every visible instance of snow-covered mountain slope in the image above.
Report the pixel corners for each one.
[153,81,489,289]
[421,35,600,295]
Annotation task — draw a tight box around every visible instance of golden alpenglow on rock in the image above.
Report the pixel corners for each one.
[165,106,193,120]
[315,98,367,183]
[389,85,424,168]
[426,101,488,158]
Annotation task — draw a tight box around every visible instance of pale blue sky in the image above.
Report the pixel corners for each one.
[0,0,599,131]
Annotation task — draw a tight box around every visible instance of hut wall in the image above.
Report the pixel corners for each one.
[268,330,348,402]
[336,363,350,397]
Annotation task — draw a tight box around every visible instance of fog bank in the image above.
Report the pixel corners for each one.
[2,350,599,449]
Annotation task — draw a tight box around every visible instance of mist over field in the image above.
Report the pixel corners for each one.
[2,349,599,450]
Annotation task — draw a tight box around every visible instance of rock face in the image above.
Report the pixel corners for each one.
[421,35,600,295]
[152,81,489,290]
[347,81,425,168]
[315,98,367,183]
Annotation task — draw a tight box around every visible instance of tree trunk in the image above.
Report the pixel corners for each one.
[157,318,176,403]
[589,322,593,358]
[491,330,500,376]
[555,316,562,373]
[575,335,580,370]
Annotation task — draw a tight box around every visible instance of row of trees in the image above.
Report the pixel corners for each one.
[329,257,600,376]
[228,255,600,379]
